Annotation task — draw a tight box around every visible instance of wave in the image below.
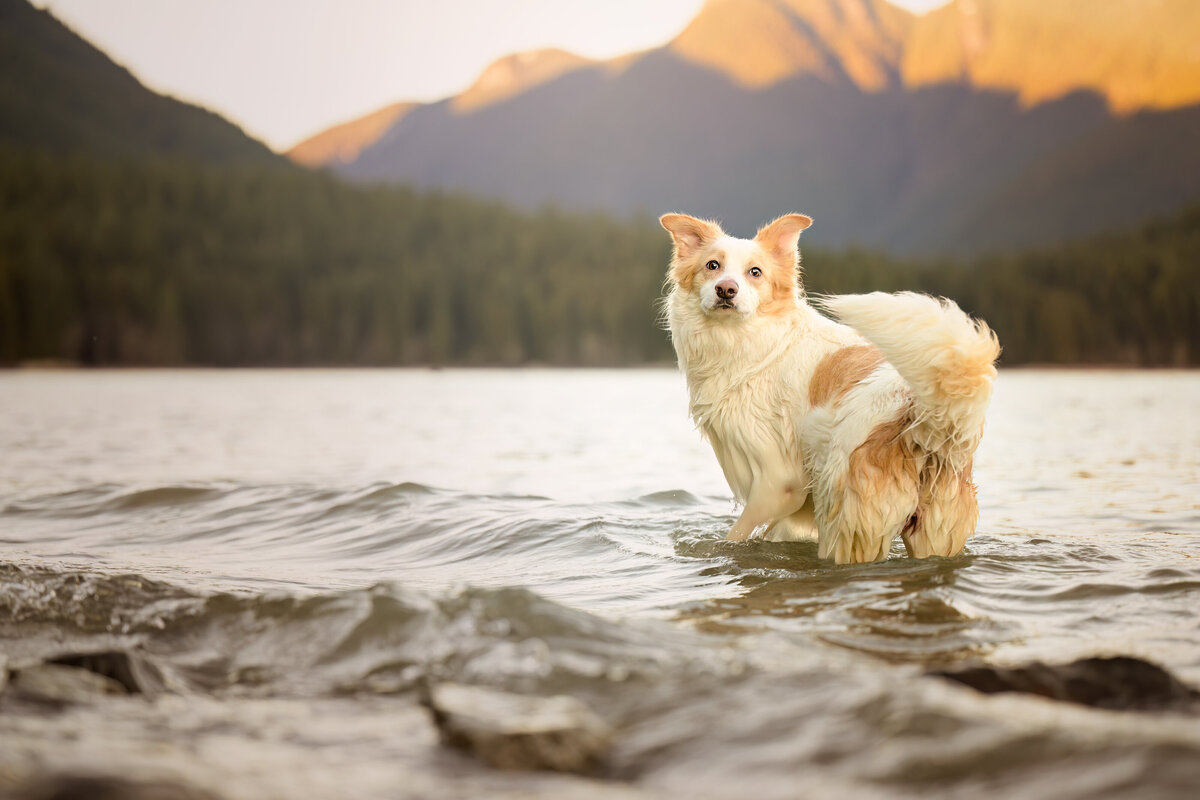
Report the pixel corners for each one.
[4,480,1200,675]
[0,562,736,699]
[5,560,1200,800]
[0,480,741,611]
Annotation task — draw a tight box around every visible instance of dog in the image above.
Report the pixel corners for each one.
[661,213,999,563]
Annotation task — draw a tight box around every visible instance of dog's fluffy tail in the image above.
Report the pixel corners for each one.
[820,292,1000,466]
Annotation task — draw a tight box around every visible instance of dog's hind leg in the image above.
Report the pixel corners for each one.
[901,460,978,558]
[814,416,920,563]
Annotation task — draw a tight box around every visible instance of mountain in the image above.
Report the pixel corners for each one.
[287,102,417,167]
[287,48,592,165]
[300,0,1200,254]
[0,0,277,164]
[903,0,1200,112]
[669,0,910,91]
[450,48,595,112]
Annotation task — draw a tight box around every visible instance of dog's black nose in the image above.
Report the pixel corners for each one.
[716,279,738,299]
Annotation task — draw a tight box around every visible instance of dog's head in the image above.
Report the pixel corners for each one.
[660,213,812,319]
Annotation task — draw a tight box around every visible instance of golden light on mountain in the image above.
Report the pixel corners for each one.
[904,0,1200,112]
[452,48,594,112]
[287,102,416,167]
[672,0,1200,108]
[278,0,1200,255]
[291,0,1200,169]
[668,0,909,91]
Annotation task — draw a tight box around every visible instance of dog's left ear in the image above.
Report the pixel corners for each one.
[755,214,813,262]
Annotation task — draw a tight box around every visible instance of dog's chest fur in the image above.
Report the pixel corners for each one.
[669,306,813,502]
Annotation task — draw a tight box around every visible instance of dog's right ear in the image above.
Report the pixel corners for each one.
[660,214,722,259]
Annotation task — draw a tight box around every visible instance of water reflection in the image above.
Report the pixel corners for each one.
[673,533,991,663]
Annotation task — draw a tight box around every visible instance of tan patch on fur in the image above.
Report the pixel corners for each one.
[661,214,724,293]
[823,411,919,563]
[670,244,722,294]
[850,414,917,484]
[808,345,885,407]
[670,254,697,294]
[753,214,810,317]
[754,247,802,317]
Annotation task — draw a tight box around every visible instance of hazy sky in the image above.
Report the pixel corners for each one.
[37,0,952,151]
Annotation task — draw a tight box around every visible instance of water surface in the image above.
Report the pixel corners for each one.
[1,369,1198,799]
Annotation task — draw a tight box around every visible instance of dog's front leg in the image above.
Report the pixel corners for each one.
[727,485,805,542]
[727,504,774,542]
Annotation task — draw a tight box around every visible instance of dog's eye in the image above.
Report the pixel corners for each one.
[705,260,720,271]
[749,267,763,278]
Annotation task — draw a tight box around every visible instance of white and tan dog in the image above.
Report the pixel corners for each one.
[661,213,999,563]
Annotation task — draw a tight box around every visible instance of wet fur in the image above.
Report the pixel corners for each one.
[662,213,1000,564]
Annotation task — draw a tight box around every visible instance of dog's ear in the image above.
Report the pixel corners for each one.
[755,214,813,263]
[660,214,723,259]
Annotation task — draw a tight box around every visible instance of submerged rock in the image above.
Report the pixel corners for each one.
[3,650,168,706]
[933,656,1200,711]
[46,650,166,696]
[422,682,612,773]
[6,774,225,800]
[8,663,128,705]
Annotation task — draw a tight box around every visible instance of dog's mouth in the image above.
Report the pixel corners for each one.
[711,299,737,310]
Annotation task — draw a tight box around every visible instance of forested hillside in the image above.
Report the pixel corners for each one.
[2,149,1196,367]
[812,216,1200,366]
[0,0,277,164]
[0,151,668,366]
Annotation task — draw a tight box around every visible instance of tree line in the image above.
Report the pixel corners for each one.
[1,149,1196,367]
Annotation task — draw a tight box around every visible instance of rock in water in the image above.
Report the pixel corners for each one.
[6,774,225,800]
[422,683,612,773]
[933,656,1200,711]
[2,650,168,706]
[8,663,128,705]
[46,650,166,695]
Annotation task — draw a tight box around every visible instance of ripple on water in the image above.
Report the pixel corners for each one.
[4,475,1200,675]
[2,369,1199,798]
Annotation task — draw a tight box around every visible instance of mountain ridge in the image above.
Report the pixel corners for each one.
[288,102,417,167]
[289,0,1200,254]
[668,0,911,91]
[0,0,278,164]
[902,0,1200,112]
[295,0,1200,149]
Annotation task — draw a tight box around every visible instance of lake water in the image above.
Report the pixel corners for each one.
[1,369,1199,799]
